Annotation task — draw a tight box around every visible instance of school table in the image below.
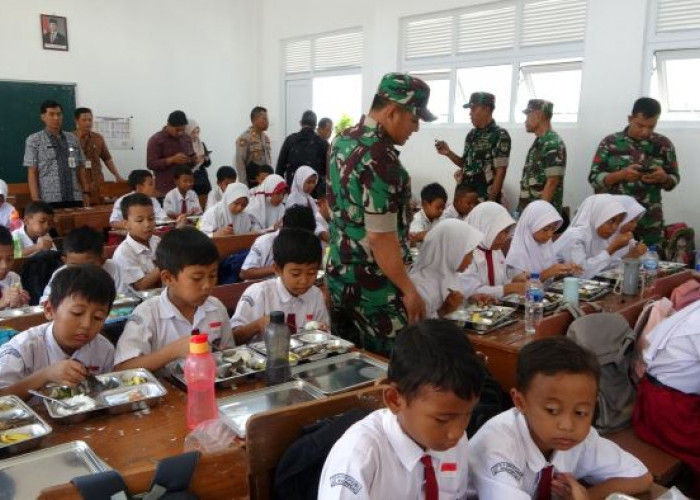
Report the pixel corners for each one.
[53,204,114,236]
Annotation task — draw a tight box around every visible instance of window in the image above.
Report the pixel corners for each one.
[312,74,363,128]
[454,65,513,123]
[516,60,582,122]
[409,70,451,123]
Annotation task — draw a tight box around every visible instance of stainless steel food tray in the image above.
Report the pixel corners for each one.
[0,395,52,455]
[217,380,326,437]
[291,351,388,395]
[500,292,563,312]
[0,305,44,320]
[250,332,354,362]
[171,346,267,389]
[547,279,611,302]
[444,305,517,331]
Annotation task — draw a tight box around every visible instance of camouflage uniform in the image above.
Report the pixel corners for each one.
[518,100,566,214]
[588,128,679,246]
[235,127,271,186]
[327,73,435,356]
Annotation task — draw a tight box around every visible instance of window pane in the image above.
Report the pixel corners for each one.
[664,58,700,112]
[517,65,582,122]
[312,74,363,129]
[454,65,512,123]
[425,78,450,123]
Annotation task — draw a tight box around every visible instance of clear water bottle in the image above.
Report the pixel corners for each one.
[641,245,659,291]
[11,232,21,259]
[184,333,217,430]
[264,311,291,385]
[524,273,544,336]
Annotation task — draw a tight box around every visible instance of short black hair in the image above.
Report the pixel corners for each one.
[256,165,274,176]
[156,227,219,276]
[300,110,317,128]
[24,201,54,218]
[631,97,661,119]
[0,226,12,247]
[127,170,153,190]
[74,107,92,120]
[120,192,153,220]
[516,337,600,393]
[216,166,237,183]
[318,117,333,129]
[389,319,485,401]
[49,265,116,310]
[421,182,447,203]
[63,226,103,257]
[40,100,62,114]
[282,205,316,233]
[272,228,321,268]
[250,106,267,122]
[370,94,391,112]
[167,110,188,127]
[454,183,479,199]
[173,164,193,180]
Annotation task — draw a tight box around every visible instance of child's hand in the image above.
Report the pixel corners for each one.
[627,242,647,259]
[38,235,53,251]
[44,360,87,386]
[468,293,497,306]
[3,287,22,309]
[256,315,270,332]
[608,232,633,254]
[19,289,30,306]
[214,226,234,238]
[442,289,465,315]
[409,231,427,244]
[552,472,589,500]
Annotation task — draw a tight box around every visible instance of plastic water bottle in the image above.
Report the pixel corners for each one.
[184,333,217,430]
[11,233,21,259]
[641,245,659,291]
[264,311,291,385]
[524,273,544,336]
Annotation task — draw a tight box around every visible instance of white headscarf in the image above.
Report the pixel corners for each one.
[200,182,251,234]
[246,174,287,229]
[555,194,626,257]
[286,166,318,210]
[410,219,483,317]
[614,195,646,228]
[465,202,515,249]
[185,119,205,164]
[505,200,563,274]
[644,298,700,364]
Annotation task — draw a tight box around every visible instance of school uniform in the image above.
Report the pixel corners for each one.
[114,290,233,366]
[0,271,24,310]
[199,183,259,236]
[246,174,287,230]
[40,260,127,304]
[240,231,277,276]
[205,184,223,211]
[409,209,438,234]
[230,277,328,340]
[440,204,467,222]
[468,408,648,499]
[109,191,167,224]
[11,226,56,253]
[0,322,115,387]
[505,200,563,276]
[285,166,329,235]
[318,408,471,499]
[162,188,202,216]
[112,234,161,286]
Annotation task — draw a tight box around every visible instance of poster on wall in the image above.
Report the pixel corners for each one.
[40,14,68,51]
[94,116,133,150]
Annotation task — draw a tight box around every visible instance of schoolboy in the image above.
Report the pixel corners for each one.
[0,226,29,309]
[440,184,479,221]
[163,165,202,218]
[112,193,162,291]
[239,205,316,281]
[409,182,447,244]
[249,164,274,193]
[0,265,116,400]
[205,166,238,210]
[231,227,327,344]
[12,201,56,257]
[318,319,484,499]
[40,226,127,304]
[114,228,232,372]
[468,337,652,500]
[110,170,168,229]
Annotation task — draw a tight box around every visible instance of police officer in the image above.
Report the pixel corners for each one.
[326,73,435,356]
[588,97,679,247]
[435,92,511,202]
[235,106,272,187]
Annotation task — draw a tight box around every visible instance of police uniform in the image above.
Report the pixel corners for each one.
[109,191,167,224]
[162,187,203,217]
[459,92,511,201]
[518,100,566,215]
[327,73,436,356]
[0,322,115,387]
[240,230,278,277]
[40,260,128,304]
[114,290,232,366]
[112,234,161,286]
[588,128,679,247]
[235,127,272,186]
[468,408,648,500]
[318,408,471,500]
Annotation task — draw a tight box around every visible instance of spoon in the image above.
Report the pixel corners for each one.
[28,390,82,410]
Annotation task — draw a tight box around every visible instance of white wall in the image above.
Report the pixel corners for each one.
[259,0,700,236]
[0,0,261,185]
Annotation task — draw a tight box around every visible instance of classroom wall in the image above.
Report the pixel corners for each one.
[0,0,261,186]
[259,0,700,237]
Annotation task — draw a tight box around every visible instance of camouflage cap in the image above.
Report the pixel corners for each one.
[463,92,496,109]
[376,73,437,122]
[522,99,554,117]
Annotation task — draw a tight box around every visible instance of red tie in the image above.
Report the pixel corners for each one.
[286,313,297,334]
[420,455,438,500]
[480,247,495,286]
[536,465,553,500]
[180,197,187,214]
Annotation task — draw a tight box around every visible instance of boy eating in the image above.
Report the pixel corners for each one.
[163,165,202,219]
[409,182,447,244]
[12,201,56,257]
[114,227,232,372]
[0,265,116,400]
[110,170,168,229]
[205,166,238,210]
[441,184,479,222]
[469,337,652,499]
[0,226,29,309]
[318,319,485,498]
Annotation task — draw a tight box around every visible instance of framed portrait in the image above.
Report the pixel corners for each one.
[40,14,68,51]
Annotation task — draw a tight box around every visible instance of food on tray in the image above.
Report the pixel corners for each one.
[54,395,96,416]
[48,386,82,400]
[302,320,320,331]
[0,432,31,444]
[122,375,148,386]
[0,401,14,412]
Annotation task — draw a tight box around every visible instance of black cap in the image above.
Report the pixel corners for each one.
[167,110,188,127]
[270,311,285,324]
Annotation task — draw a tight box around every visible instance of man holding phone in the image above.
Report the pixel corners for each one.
[588,97,680,247]
[146,110,197,194]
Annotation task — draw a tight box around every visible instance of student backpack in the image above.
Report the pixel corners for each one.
[565,304,637,434]
[662,223,695,265]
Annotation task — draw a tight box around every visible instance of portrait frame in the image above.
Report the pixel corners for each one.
[40,14,69,51]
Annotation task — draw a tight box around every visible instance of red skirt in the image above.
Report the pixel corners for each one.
[633,377,700,493]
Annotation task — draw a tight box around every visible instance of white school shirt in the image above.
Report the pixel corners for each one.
[554,232,613,279]
[459,248,520,298]
[0,202,16,228]
[205,185,223,211]
[318,409,471,500]
[162,188,202,216]
[230,277,329,340]
[468,408,648,500]
[112,234,161,286]
[40,260,128,304]
[440,205,468,222]
[240,231,277,275]
[409,209,438,234]
[0,322,115,387]
[114,290,233,366]
[0,271,22,290]
[109,191,167,224]
[11,226,57,252]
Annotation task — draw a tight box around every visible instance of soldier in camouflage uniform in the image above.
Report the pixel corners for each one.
[588,97,679,247]
[235,106,272,187]
[435,92,511,201]
[326,73,436,356]
[518,99,567,216]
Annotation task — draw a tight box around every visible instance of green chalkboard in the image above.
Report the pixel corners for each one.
[0,80,76,184]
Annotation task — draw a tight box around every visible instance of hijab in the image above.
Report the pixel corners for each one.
[185,119,205,167]
[246,174,287,229]
[200,182,251,234]
[505,200,563,274]
[286,166,318,210]
[614,195,646,228]
[466,202,515,249]
[555,194,626,257]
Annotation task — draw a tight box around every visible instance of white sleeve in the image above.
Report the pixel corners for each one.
[0,341,30,388]
[459,270,482,297]
[559,238,611,279]
[468,451,531,500]
[573,430,649,483]
[211,300,235,349]
[230,285,266,332]
[317,434,376,500]
[110,264,129,295]
[199,209,219,235]
[312,289,330,326]
[409,213,426,233]
[476,284,506,298]
[241,240,264,270]
[162,191,176,215]
[114,303,157,365]
[153,198,167,219]
[205,191,217,211]
[109,198,123,223]
[113,248,147,286]
[189,192,203,214]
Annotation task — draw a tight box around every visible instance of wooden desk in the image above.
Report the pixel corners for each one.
[53,205,114,236]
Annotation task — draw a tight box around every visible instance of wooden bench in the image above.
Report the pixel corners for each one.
[211,280,260,315]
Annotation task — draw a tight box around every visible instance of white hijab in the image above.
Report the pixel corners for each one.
[286,166,318,210]
[410,219,483,317]
[555,194,626,256]
[466,202,515,249]
[614,195,646,228]
[185,119,205,164]
[200,182,251,234]
[505,200,563,274]
[246,174,287,229]
[644,297,700,363]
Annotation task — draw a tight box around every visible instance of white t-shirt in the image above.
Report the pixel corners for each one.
[440,205,468,222]
[112,234,161,286]
[240,231,277,275]
[11,226,56,253]
[205,185,223,211]
[162,188,202,216]
[110,191,167,224]
[40,260,128,304]
[318,409,472,499]
[409,209,438,234]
